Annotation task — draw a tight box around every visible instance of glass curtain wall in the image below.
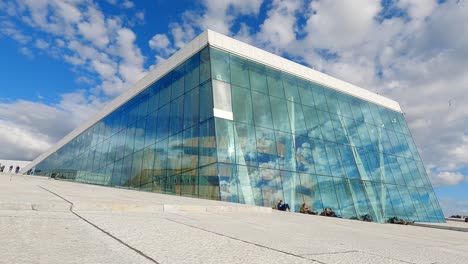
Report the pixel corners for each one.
[210,47,444,223]
[31,45,444,223]
[33,46,220,199]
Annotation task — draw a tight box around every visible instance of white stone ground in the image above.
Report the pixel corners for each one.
[1,173,467,264]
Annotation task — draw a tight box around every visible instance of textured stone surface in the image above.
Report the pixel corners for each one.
[1,173,467,264]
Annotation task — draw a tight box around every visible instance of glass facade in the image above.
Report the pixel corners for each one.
[30,45,444,223]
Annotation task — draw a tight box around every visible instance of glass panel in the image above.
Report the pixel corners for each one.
[317,175,339,212]
[182,126,199,172]
[255,126,278,169]
[199,81,213,122]
[230,54,250,88]
[282,74,300,103]
[199,164,220,200]
[199,46,211,83]
[185,53,200,91]
[251,91,274,129]
[269,96,291,133]
[249,65,268,94]
[212,80,232,113]
[232,85,254,124]
[215,118,235,164]
[181,169,198,197]
[183,86,200,129]
[210,48,230,83]
[199,119,217,166]
[171,63,185,100]
[170,95,184,135]
[266,69,285,98]
[218,163,239,202]
[233,122,258,167]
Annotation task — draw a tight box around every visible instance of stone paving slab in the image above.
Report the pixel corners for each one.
[1,174,468,264]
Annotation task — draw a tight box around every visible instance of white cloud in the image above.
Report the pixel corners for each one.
[18,47,34,58]
[77,6,110,48]
[122,0,134,9]
[431,171,467,187]
[0,93,106,161]
[0,0,148,161]
[35,39,49,49]
[149,34,170,50]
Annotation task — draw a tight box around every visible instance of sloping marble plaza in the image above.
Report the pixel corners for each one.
[1,174,467,264]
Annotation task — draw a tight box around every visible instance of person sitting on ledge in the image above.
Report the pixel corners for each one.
[388,216,414,225]
[276,200,290,211]
[320,208,338,217]
[300,203,316,214]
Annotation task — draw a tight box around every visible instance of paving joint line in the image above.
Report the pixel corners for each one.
[37,185,160,264]
[164,217,325,264]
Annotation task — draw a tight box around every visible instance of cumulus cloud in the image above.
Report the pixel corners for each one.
[0,0,148,160]
[431,171,467,187]
[0,92,105,161]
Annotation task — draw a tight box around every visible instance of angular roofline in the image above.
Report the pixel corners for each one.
[23,29,401,172]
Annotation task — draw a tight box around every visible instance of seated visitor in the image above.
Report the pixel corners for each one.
[320,208,338,217]
[300,203,316,214]
[389,216,412,225]
[276,200,290,211]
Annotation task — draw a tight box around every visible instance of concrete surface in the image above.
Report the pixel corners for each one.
[1,173,467,264]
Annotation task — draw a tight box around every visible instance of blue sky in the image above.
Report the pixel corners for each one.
[0,0,467,216]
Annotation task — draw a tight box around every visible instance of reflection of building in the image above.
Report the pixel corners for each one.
[23,30,444,223]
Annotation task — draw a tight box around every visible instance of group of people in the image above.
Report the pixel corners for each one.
[274,200,340,218]
[275,200,414,225]
[0,165,21,173]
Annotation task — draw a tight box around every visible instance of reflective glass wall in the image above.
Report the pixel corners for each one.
[209,47,444,223]
[33,46,221,199]
[31,45,444,223]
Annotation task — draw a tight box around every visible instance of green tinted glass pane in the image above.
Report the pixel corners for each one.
[302,106,323,140]
[311,84,328,111]
[172,63,185,99]
[185,52,200,91]
[333,177,357,218]
[199,119,217,166]
[167,132,183,176]
[249,67,268,93]
[215,118,235,163]
[316,109,336,142]
[183,86,199,129]
[180,168,198,197]
[200,47,211,83]
[182,126,199,172]
[210,48,230,82]
[199,81,213,122]
[313,139,331,176]
[287,101,307,135]
[232,85,254,124]
[275,131,296,171]
[218,163,240,203]
[269,96,291,133]
[266,69,285,98]
[251,91,273,129]
[324,88,339,114]
[255,126,278,169]
[199,164,220,200]
[230,54,250,88]
[317,175,339,210]
[233,122,258,167]
[282,74,300,103]
[297,80,315,108]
